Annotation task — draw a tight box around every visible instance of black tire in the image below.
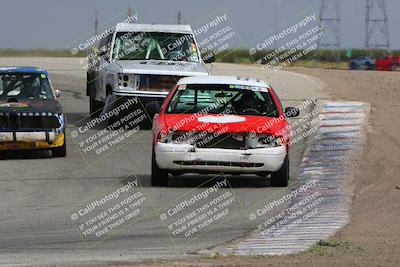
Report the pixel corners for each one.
[52,139,67,158]
[90,96,102,119]
[139,116,153,130]
[151,150,168,186]
[271,155,289,187]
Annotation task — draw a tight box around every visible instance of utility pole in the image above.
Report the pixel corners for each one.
[128,7,133,19]
[94,11,99,35]
[272,0,280,49]
[177,11,181,25]
[317,0,341,63]
[365,0,390,49]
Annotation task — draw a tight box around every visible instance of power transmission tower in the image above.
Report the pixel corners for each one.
[317,0,341,63]
[177,11,181,25]
[94,11,99,35]
[365,0,390,49]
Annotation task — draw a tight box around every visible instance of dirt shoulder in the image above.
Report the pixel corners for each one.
[89,68,400,267]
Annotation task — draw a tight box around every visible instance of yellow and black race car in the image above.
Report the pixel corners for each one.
[0,66,66,157]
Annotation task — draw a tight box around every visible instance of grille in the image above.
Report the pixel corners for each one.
[174,160,263,168]
[0,113,61,131]
[195,133,245,149]
[139,75,183,92]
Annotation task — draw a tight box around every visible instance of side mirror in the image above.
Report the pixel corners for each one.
[203,54,216,64]
[55,90,61,98]
[146,102,161,114]
[284,107,300,117]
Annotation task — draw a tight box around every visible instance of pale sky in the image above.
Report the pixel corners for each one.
[1,0,399,49]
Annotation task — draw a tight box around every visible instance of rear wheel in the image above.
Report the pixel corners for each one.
[271,155,289,187]
[151,150,168,186]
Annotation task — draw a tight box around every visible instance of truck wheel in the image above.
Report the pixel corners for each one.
[151,150,168,186]
[90,96,102,119]
[270,155,289,187]
[52,139,67,158]
[140,117,153,130]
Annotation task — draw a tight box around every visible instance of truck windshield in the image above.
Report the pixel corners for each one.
[113,32,200,62]
[0,73,54,100]
[167,84,279,117]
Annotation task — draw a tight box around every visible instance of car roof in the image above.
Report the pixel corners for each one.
[177,75,270,88]
[0,66,48,75]
[115,23,193,34]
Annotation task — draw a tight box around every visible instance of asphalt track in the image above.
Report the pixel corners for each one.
[0,58,328,266]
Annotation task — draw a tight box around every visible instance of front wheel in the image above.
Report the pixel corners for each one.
[270,155,289,187]
[151,150,169,186]
[89,96,103,119]
[52,140,66,158]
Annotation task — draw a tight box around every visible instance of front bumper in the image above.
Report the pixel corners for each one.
[0,132,64,150]
[103,93,167,115]
[113,90,169,99]
[155,142,287,173]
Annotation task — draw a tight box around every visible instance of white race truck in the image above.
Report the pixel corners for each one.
[86,23,213,122]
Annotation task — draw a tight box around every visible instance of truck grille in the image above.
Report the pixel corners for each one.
[139,75,183,92]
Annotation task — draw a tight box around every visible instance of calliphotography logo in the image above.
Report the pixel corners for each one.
[161,98,234,153]
[70,96,150,165]
[71,14,138,56]
[243,97,319,149]
[83,24,147,73]
[70,14,150,75]
[157,175,242,247]
[248,180,325,238]
[193,11,233,62]
[247,8,329,71]
[69,177,149,247]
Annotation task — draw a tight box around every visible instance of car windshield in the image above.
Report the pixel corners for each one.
[166,84,280,117]
[113,32,200,62]
[0,73,54,100]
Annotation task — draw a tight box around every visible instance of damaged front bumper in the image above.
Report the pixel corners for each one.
[0,132,65,150]
[0,112,65,150]
[155,142,287,173]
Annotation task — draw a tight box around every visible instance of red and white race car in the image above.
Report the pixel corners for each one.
[147,76,299,187]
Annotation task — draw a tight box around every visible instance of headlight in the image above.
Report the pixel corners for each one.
[256,134,283,148]
[158,131,196,145]
[117,74,139,90]
[158,131,168,143]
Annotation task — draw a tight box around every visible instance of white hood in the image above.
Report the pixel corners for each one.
[115,60,209,77]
